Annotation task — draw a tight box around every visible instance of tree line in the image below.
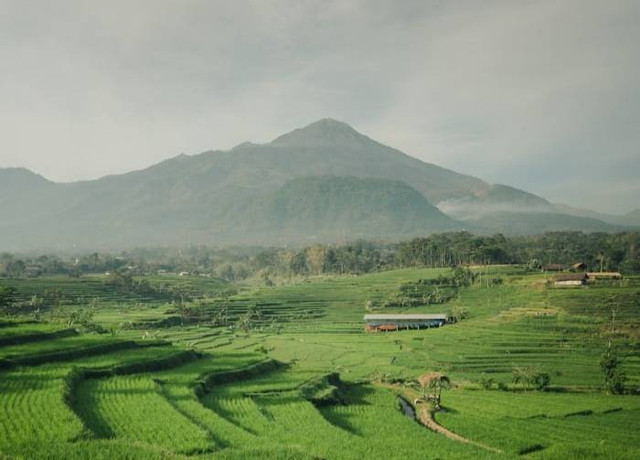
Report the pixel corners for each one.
[1,231,638,281]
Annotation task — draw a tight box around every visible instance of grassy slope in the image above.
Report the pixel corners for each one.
[1,268,639,458]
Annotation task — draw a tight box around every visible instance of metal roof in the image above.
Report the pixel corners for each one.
[364,314,447,320]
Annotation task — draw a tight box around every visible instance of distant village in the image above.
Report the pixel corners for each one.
[543,262,622,287]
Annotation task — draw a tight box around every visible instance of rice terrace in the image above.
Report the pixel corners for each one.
[1,240,639,459]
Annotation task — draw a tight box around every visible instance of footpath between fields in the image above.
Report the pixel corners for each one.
[379,383,503,454]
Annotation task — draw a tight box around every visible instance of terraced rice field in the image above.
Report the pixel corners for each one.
[1,267,639,458]
[437,390,640,458]
[0,342,180,458]
[78,375,214,454]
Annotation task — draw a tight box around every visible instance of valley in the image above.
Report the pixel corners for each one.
[1,265,639,458]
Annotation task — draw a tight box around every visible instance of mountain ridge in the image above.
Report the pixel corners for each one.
[0,119,631,250]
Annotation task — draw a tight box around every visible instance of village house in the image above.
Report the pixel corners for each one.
[542,264,565,272]
[554,273,588,287]
[587,272,622,281]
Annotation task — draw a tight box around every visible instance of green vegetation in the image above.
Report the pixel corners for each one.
[226,175,459,244]
[2,232,638,287]
[601,344,627,395]
[1,264,639,458]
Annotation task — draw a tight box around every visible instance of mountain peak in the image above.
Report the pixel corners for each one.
[271,118,370,148]
[307,118,358,130]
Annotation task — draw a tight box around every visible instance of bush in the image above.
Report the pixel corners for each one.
[512,367,551,391]
[601,346,627,394]
[449,306,468,323]
[532,372,551,391]
[527,259,542,271]
[479,374,495,390]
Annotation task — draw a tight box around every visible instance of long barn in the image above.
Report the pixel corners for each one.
[364,314,447,332]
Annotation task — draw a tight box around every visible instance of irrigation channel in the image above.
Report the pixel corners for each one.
[397,396,417,421]
[390,385,503,454]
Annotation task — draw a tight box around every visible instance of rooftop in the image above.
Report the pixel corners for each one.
[364,314,447,321]
[555,273,588,281]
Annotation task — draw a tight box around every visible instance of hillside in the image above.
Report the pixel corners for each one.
[184,118,491,204]
[0,168,54,217]
[464,211,619,235]
[224,176,462,243]
[622,209,640,226]
[0,119,624,249]
[1,267,639,458]
[550,204,640,228]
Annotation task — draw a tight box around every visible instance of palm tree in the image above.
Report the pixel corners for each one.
[429,374,451,410]
[418,372,451,410]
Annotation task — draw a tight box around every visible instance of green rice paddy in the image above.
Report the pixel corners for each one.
[1,267,639,458]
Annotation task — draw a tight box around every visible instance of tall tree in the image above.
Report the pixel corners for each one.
[0,286,17,313]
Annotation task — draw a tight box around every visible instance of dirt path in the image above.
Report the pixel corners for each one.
[415,402,502,453]
[380,383,503,454]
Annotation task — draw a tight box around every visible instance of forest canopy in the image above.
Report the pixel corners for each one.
[1,231,638,281]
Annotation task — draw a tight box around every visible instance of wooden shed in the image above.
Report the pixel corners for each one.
[542,264,565,272]
[554,273,588,287]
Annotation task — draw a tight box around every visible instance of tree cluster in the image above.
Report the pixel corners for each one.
[1,231,638,281]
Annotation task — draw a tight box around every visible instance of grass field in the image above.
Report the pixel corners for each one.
[1,266,639,458]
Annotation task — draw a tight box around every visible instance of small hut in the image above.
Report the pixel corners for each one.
[571,262,587,271]
[554,273,588,287]
[542,264,565,272]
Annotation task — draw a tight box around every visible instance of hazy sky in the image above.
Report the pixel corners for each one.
[1,0,638,214]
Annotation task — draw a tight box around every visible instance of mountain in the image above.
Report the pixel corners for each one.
[0,118,626,250]
[549,204,640,227]
[184,118,491,205]
[621,209,640,226]
[0,167,52,191]
[0,168,57,226]
[224,176,462,243]
[0,168,53,208]
[463,211,619,235]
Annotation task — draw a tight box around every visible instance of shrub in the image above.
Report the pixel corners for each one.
[527,259,542,271]
[479,374,495,390]
[449,306,468,323]
[532,372,551,391]
[601,345,627,394]
[255,345,269,355]
[512,367,551,391]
